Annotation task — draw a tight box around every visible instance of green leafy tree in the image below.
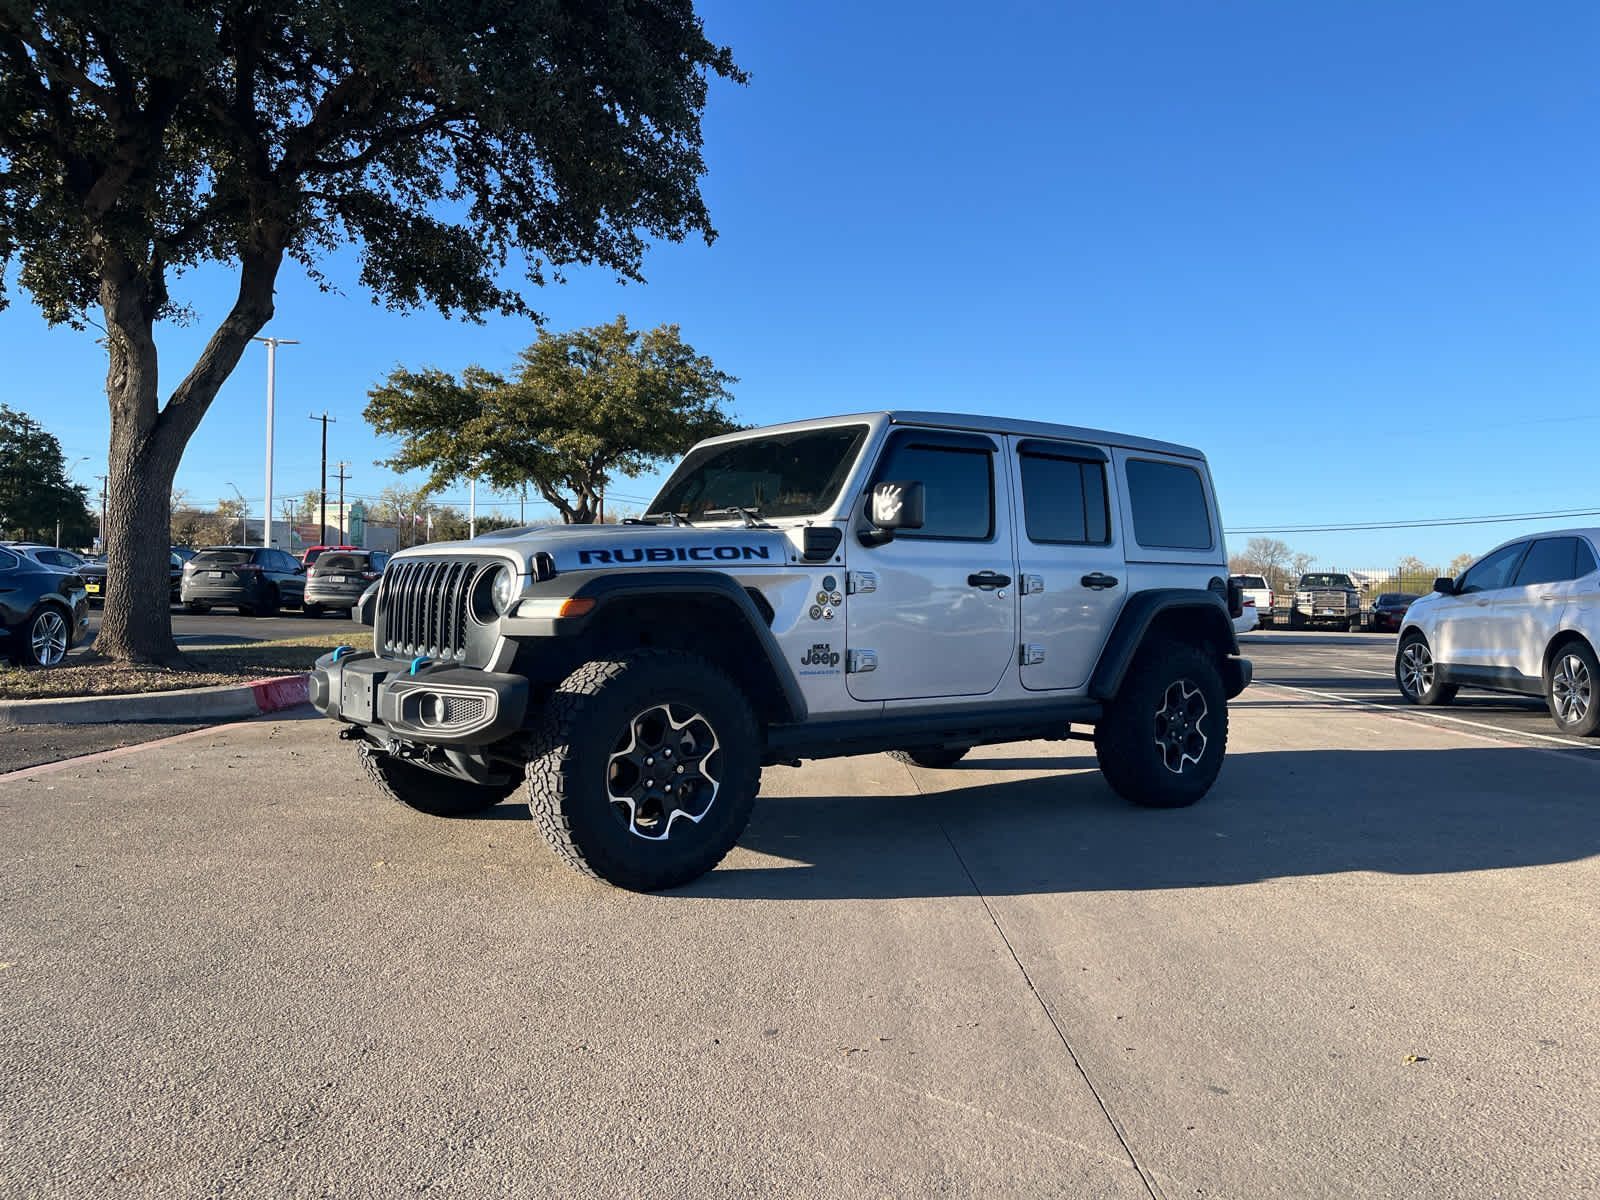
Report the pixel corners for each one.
[0,4,742,663]
[0,404,94,543]
[366,316,738,524]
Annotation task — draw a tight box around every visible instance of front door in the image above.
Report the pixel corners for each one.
[1491,536,1588,677]
[1011,436,1125,690]
[1438,541,1528,668]
[845,428,1017,702]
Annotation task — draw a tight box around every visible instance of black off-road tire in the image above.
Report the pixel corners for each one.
[889,747,970,769]
[1094,638,1228,809]
[1545,639,1600,737]
[359,744,520,816]
[1395,631,1457,707]
[525,650,761,891]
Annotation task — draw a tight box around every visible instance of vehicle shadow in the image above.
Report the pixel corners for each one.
[676,746,1600,901]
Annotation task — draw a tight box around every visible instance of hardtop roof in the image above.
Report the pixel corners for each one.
[693,410,1205,460]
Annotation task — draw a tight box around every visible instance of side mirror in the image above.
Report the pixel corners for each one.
[1433,577,1457,595]
[860,481,925,546]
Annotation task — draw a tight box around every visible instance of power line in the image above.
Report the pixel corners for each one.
[1228,507,1600,535]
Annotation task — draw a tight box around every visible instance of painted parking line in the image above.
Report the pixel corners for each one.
[1257,680,1600,758]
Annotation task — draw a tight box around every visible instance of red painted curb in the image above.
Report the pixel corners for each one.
[249,674,311,714]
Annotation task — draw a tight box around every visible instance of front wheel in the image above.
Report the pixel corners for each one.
[359,745,520,816]
[1547,642,1599,737]
[1395,633,1457,706]
[1094,639,1227,808]
[525,651,761,891]
[11,606,71,668]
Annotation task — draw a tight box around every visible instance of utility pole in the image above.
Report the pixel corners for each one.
[95,475,107,553]
[252,336,299,548]
[308,411,335,545]
[519,484,526,525]
[468,476,476,539]
[334,461,351,542]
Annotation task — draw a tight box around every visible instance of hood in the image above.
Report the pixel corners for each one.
[398,521,796,575]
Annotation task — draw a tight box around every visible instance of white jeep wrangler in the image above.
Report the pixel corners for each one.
[311,411,1252,890]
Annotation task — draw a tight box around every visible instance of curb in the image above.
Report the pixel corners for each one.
[0,673,311,727]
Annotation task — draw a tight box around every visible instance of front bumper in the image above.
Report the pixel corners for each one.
[309,650,529,747]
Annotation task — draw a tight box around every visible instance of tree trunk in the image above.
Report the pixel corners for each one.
[94,247,281,664]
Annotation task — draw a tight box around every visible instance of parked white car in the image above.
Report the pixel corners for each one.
[1395,529,1599,735]
[1233,597,1260,635]
[1231,574,1273,626]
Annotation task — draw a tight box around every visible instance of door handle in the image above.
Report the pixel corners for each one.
[967,571,1012,590]
[1081,572,1120,590]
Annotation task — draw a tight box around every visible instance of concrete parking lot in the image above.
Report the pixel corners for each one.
[3,639,1596,1198]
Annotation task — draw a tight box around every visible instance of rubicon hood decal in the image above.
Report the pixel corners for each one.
[406,522,792,572]
[578,545,770,564]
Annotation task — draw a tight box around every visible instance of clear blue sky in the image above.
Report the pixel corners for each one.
[3,0,1596,566]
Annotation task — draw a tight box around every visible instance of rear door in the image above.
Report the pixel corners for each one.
[1011,437,1123,691]
[845,428,1017,701]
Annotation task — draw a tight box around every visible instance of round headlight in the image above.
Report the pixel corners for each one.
[491,564,518,613]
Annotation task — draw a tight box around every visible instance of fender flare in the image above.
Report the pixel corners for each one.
[1088,589,1241,702]
[500,568,807,722]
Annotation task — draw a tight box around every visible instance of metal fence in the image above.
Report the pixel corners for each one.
[1235,567,1446,630]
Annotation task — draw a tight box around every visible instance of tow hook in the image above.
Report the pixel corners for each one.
[337,726,364,741]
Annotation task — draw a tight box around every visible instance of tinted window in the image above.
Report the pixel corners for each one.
[39,550,81,568]
[1578,540,1598,578]
[1460,543,1527,594]
[1300,574,1354,589]
[875,441,994,540]
[1234,575,1267,589]
[191,549,253,566]
[303,548,325,566]
[0,548,17,570]
[652,425,870,520]
[1126,460,1212,550]
[1020,452,1110,545]
[372,554,388,571]
[1513,538,1580,587]
[317,553,369,572]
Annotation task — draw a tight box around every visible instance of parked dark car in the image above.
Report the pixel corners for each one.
[0,542,91,571]
[0,544,91,667]
[78,547,193,605]
[301,544,359,569]
[303,549,389,616]
[1369,591,1420,633]
[180,546,307,616]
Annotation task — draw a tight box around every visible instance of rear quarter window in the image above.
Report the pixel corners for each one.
[1125,459,1213,551]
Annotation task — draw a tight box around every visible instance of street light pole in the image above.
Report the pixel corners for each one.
[225,482,247,543]
[251,336,299,547]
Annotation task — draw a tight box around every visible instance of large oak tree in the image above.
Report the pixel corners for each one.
[366,315,737,525]
[0,1,742,662]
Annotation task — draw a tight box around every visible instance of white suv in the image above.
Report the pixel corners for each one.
[1395,529,1599,736]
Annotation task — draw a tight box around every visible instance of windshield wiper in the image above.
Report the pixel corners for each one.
[701,506,773,528]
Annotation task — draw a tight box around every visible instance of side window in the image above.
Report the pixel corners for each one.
[372,554,388,571]
[1577,540,1599,578]
[1459,543,1527,594]
[0,548,17,571]
[1125,459,1213,550]
[873,437,994,541]
[40,550,73,567]
[1019,451,1111,545]
[1512,538,1579,587]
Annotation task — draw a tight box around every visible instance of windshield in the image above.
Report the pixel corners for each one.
[1300,574,1351,588]
[1234,575,1267,588]
[648,425,869,521]
[191,549,254,566]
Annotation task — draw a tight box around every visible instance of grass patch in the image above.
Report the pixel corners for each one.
[0,633,373,701]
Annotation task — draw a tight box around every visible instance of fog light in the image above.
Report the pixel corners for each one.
[421,694,447,726]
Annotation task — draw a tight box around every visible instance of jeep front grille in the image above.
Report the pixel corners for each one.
[378,558,486,661]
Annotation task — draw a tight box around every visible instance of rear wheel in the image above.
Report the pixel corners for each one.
[1094,638,1227,808]
[359,745,520,816]
[250,587,279,618]
[1348,615,1363,633]
[889,747,969,769]
[1395,632,1457,706]
[11,606,71,668]
[1546,642,1599,737]
[304,603,325,618]
[525,650,761,891]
